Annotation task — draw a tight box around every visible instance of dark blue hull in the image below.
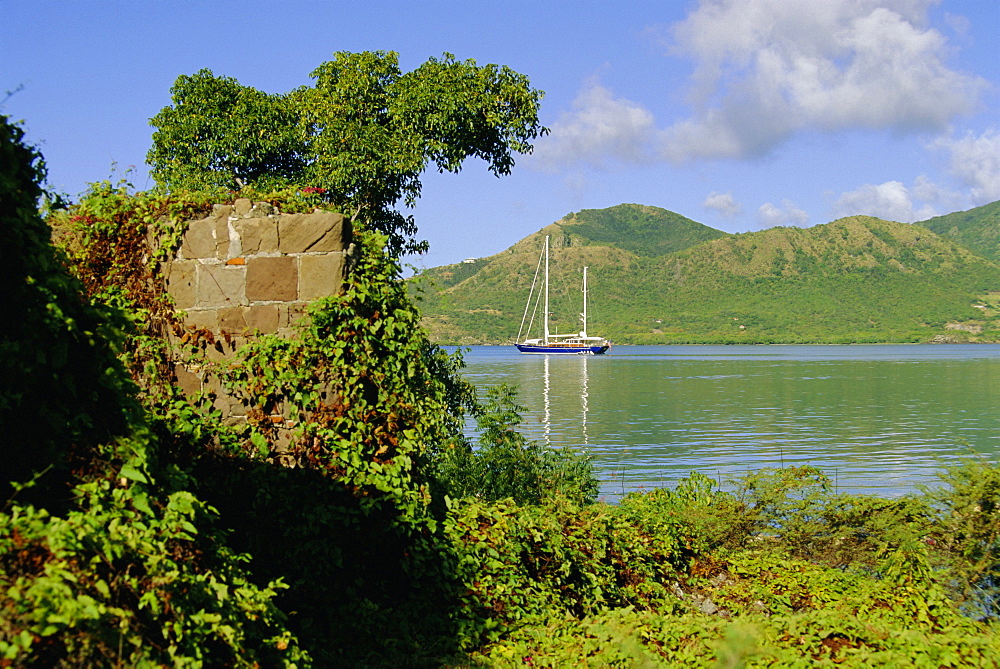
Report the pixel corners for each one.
[515,343,610,355]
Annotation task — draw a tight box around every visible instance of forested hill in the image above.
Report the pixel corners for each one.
[422,204,725,291]
[549,203,727,257]
[917,200,1000,264]
[411,205,1000,344]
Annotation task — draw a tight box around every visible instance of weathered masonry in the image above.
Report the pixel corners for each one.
[163,199,352,443]
[164,198,352,339]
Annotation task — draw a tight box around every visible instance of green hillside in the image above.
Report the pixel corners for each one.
[917,200,1000,263]
[412,206,1000,344]
[556,203,727,256]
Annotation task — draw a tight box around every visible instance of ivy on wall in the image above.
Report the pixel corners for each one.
[1,115,307,666]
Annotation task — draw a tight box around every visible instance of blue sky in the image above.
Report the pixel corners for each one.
[3,0,998,269]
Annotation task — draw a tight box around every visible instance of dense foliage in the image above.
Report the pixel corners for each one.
[1,114,306,667]
[450,464,1000,666]
[148,51,546,253]
[919,200,1000,264]
[0,114,138,506]
[433,385,598,506]
[414,207,1000,344]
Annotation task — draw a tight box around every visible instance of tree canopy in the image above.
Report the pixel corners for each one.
[148,51,546,253]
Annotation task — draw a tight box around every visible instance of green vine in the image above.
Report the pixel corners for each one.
[223,228,475,516]
[2,115,306,666]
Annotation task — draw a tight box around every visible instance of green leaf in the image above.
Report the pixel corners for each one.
[118,463,149,483]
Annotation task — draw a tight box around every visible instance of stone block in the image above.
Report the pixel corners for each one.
[179,308,219,332]
[233,218,279,254]
[246,256,297,301]
[203,336,238,361]
[213,393,239,418]
[215,215,232,258]
[219,307,248,334]
[212,334,247,358]
[272,427,294,454]
[298,252,347,300]
[174,364,201,398]
[213,204,232,221]
[181,218,217,259]
[165,260,197,309]
[197,263,247,307]
[246,304,281,334]
[249,202,275,217]
[280,303,308,328]
[201,373,225,398]
[223,415,248,428]
[234,198,253,216]
[278,211,349,253]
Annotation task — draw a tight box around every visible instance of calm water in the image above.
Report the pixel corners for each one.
[455,345,1000,502]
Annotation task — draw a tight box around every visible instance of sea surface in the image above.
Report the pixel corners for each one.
[453,344,1000,502]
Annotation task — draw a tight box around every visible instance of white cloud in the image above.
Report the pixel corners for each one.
[910,173,965,212]
[833,180,939,221]
[702,191,743,218]
[532,79,656,170]
[932,129,1000,204]
[532,1,986,179]
[658,0,986,163]
[758,200,809,227]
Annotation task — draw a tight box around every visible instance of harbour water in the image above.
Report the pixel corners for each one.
[455,344,1000,502]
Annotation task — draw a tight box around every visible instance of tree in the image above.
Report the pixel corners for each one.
[148,51,546,253]
[147,70,308,192]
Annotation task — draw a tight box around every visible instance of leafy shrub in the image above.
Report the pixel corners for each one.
[0,114,305,667]
[0,482,303,667]
[454,467,1000,668]
[435,385,599,506]
[445,498,684,650]
[926,458,1000,617]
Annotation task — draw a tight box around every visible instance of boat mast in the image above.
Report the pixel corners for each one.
[582,266,588,338]
[543,235,550,345]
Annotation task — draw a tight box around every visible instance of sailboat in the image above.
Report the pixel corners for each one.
[514,236,611,355]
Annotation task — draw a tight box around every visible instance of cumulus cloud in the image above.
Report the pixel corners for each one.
[910,174,965,212]
[932,129,1000,204]
[833,180,939,222]
[533,1,985,177]
[702,191,743,218]
[830,129,1000,222]
[532,79,657,171]
[758,200,809,227]
[657,0,986,163]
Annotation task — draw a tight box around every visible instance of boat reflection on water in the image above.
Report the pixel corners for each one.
[581,355,589,445]
[542,355,550,446]
[538,353,590,448]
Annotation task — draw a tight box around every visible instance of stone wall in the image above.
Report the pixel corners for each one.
[165,198,351,339]
[164,199,352,444]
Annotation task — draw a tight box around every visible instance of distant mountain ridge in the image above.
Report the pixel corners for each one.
[412,203,1000,344]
